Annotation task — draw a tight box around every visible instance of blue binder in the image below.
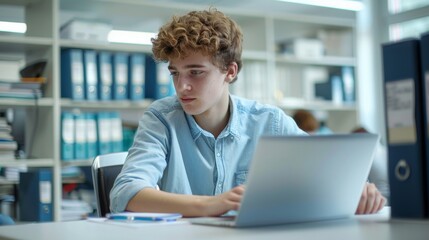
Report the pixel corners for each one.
[128,53,145,101]
[314,80,332,100]
[61,48,85,100]
[382,38,428,218]
[85,112,98,159]
[145,55,175,99]
[341,66,355,103]
[97,51,113,101]
[74,113,88,160]
[61,112,75,161]
[110,112,123,152]
[83,50,99,100]
[96,112,112,155]
[331,75,343,104]
[18,168,53,222]
[420,31,429,210]
[112,52,129,100]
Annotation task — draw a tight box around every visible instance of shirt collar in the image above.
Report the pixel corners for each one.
[185,95,241,141]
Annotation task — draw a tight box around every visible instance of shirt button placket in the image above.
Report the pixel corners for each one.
[215,142,224,194]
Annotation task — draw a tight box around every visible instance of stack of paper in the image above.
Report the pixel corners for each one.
[61,199,93,221]
[0,81,43,99]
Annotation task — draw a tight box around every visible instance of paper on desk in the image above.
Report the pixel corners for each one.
[354,206,391,222]
[87,217,189,228]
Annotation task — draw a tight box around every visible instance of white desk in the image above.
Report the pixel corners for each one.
[0,208,428,240]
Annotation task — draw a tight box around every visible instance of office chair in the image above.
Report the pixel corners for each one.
[91,152,128,217]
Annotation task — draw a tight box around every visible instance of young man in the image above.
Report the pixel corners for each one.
[110,9,385,217]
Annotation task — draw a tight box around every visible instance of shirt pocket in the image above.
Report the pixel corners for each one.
[234,171,248,186]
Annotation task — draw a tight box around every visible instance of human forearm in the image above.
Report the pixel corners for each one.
[126,188,209,217]
[126,186,245,217]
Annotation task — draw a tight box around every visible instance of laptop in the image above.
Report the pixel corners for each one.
[190,133,380,227]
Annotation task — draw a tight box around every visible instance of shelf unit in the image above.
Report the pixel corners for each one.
[0,0,359,221]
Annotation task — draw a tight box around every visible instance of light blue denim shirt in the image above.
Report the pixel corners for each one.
[110,95,306,212]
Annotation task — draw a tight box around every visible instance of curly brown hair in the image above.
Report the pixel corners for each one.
[151,8,243,83]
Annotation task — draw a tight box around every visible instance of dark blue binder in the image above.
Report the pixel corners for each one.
[128,53,145,100]
[61,112,75,161]
[145,55,175,99]
[420,31,429,210]
[112,52,129,100]
[314,75,343,103]
[61,48,85,100]
[382,38,428,218]
[97,51,113,101]
[314,80,332,100]
[18,169,53,222]
[83,50,99,100]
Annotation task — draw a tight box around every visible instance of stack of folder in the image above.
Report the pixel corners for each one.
[61,111,124,161]
[61,48,175,102]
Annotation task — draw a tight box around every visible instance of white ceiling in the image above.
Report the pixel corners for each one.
[141,0,359,20]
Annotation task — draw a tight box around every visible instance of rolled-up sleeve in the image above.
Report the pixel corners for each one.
[109,109,170,213]
[276,107,307,136]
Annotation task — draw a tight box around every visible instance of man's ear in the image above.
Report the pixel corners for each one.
[225,62,238,83]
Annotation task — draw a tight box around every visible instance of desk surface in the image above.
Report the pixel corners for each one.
[0,208,428,240]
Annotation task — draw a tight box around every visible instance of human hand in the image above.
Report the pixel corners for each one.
[202,185,245,217]
[355,182,386,214]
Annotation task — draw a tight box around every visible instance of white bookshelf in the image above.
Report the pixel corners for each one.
[0,0,360,221]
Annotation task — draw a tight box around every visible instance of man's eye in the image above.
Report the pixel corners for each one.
[170,72,179,77]
[190,70,203,75]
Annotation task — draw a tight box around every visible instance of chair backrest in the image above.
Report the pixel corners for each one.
[91,152,128,217]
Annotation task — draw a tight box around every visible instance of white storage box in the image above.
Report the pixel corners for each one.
[280,38,325,58]
[292,38,324,58]
[60,19,112,42]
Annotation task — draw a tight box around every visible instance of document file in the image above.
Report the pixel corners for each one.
[420,32,429,214]
[96,112,112,155]
[19,169,53,222]
[112,52,129,100]
[61,112,75,161]
[74,113,88,160]
[382,38,428,218]
[83,50,99,100]
[97,51,113,101]
[128,53,145,100]
[61,49,85,100]
[86,112,98,159]
[145,55,174,99]
[110,112,123,152]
